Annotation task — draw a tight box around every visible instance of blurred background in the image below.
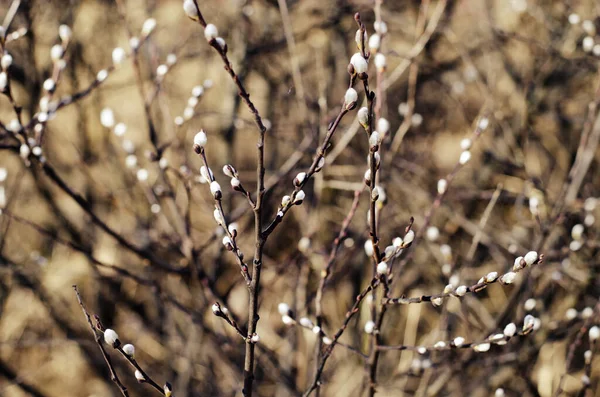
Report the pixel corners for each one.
[0,0,599,396]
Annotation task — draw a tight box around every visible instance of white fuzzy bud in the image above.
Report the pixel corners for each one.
[96,69,108,82]
[523,251,538,266]
[210,181,221,198]
[344,88,358,107]
[1,54,12,70]
[404,230,415,245]
[299,317,313,328]
[571,224,584,240]
[0,72,6,91]
[136,169,148,182]
[426,226,439,242]
[364,320,375,334]
[112,47,126,65]
[364,240,374,256]
[281,195,291,207]
[453,336,465,347]
[523,314,535,331]
[43,78,55,92]
[230,177,240,189]
[278,303,290,315]
[20,144,30,159]
[141,18,157,36]
[103,329,120,347]
[568,13,581,25]
[503,323,517,337]
[376,261,388,275]
[213,208,224,225]
[566,308,578,320]
[122,344,135,357]
[59,25,72,42]
[377,118,390,136]
[478,117,489,130]
[437,179,447,195]
[204,24,219,41]
[282,315,293,325]
[294,172,306,186]
[473,343,490,352]
[114,122,127,137]
[194,130,207,147]
[513,256,525,271]
[358,107,369,127]
[135,370,145,382]
[583,36,595,52]
[431,297,443,306]
[374,53,386,71]
[455,285,467,296]
[590,326,600,341]
[459,150,471,165]
[484,272,498,283]
[50,44,63,62]
[460,138,472,150]
[322,337,332,345]
[369,131,380,149]
[582,307,594,319]
[500,272,516,284]
[183,0,199,20]
[374,21,388,35]
[350,53,368,74]
[368,34,380,52]
[294,190,305,203]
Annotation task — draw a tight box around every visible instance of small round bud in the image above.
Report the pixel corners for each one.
[282,315,293,325]
[344,88,358,108]
[204,24,219,41]
[364,240,374,256]
[294,172,306,186]
[141,18,157,36]
[43,78,55,92]
[294,190,305,204]
[460,138,472,150]
[500,272,516,284]
[213,208,224,225]
[278,303,290,315]
[350,53,368,74]
[50,44,63,62]
[358,107,369,127]
[403,230,415,245]
[473,343,490,352]
[426,226,439,242]
[453,336,465,347]
[571,224,584,240]
[369,131,380,150]
[59,25,72,42]
[156,64,168,77]
[136,169,149,182]
[376,261,388,275]
[210,181,222,199]
[135,370,145,382]
[523,251,538,266]
[368,34,380,52]
[96,69,108,82]
[194,130,207,147]
[374,21,388,35]
[122,344,135,357]
[299,317,313,328]
[112,47,126,65]
[590,326,600,341]
[183,0,199,20]
[377,118,390,136]
[484,272,498,283]
[459,150,471,165]
[503,323,517,337]
[1,54,13,70]
[455,285,467,297]
[104,329,120,348]
[114,122,127,137]
[374,53,386,71]
[437,179,447,195]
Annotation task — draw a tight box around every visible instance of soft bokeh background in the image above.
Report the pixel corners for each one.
[0,0,599,396]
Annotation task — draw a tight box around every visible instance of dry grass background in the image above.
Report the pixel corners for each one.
[0,0,599,396]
